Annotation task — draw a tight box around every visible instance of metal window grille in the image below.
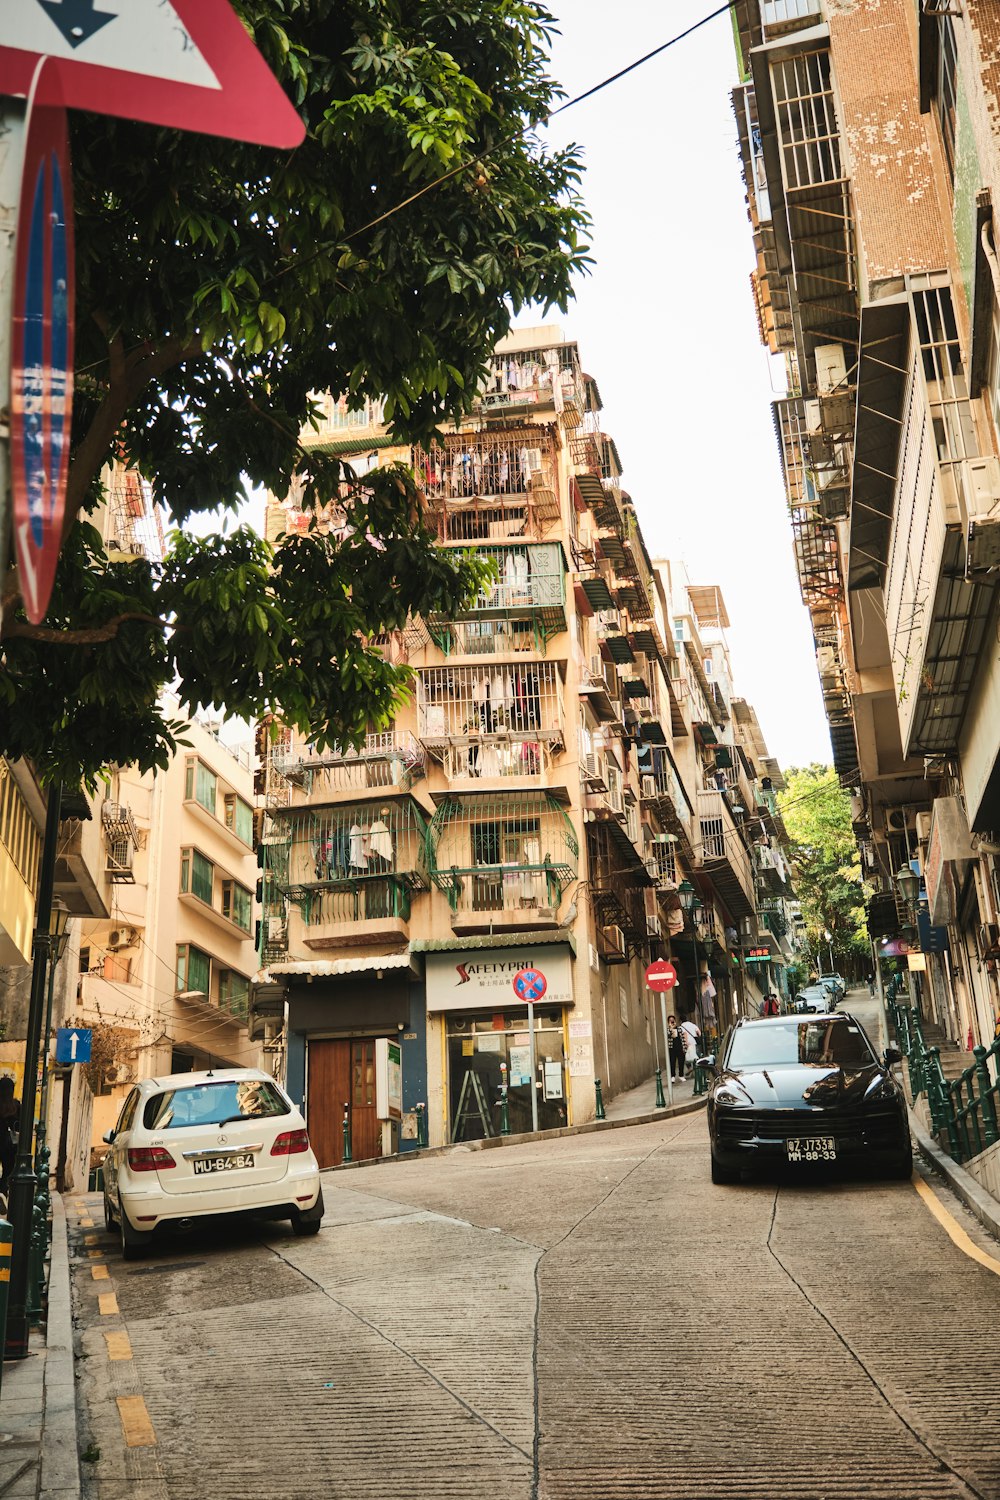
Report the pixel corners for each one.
[760,0,821,33]
[428,792,578,915]
[418,663,563,745]
[430,618,541,657]
[771,50,842,190]
[415,429,560,539]
[429,543,566,637]
[269,733,426,798]
[105,465,165,562]
[935,16,958,181]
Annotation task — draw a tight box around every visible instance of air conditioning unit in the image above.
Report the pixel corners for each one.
[641,775,657,798]
[646,914,662,939]
[915,812,933,843]
[886,808,912,833]
[599,924,627,961]
[814,342,847,395]
[265,918,288,948]
[103,1064,130,1085]
[979,923,1000,960]
[966,513,1000,576]
[924,756,948,778]
[107,926,136,951]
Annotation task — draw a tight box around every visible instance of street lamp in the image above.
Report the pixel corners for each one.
[823,927,834,977]
[895,864,920,907]
[37,899,71,1149]
[677,879,696,913]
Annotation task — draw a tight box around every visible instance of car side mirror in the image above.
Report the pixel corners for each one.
[695,1054,716,1070]
[883,1046,902,1067]
[102,1129,116,1145]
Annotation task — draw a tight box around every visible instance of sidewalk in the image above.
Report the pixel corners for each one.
[602,1068,696,1120]
[0,1193,81,1500]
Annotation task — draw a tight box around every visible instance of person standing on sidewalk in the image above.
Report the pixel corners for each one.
[680,1017,701,1077]
[667,1016,686,1080]
[0,1074,20,1204]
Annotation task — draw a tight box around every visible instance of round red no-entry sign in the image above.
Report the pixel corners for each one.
[645,960,678,992]
[512,967,547,1002]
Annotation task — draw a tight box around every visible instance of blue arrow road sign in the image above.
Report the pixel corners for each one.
[55,1027,91,1065]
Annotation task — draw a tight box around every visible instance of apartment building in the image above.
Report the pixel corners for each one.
[731,0,1000,1049]
[253,328,798,1161]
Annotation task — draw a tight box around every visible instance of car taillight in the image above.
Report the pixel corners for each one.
[127,1146,176,1172]
[271,1129,310,1156]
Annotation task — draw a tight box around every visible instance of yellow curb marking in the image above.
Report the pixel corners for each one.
[87,1249,103,1259]
[104,1330,132,1361]
[116,1395,157,1448]
[79,1218,94,1227]
[91,1264,110,1281]
[98,1292,119,1315]
[83,1234,98,1246]
[914,1177,1000,1278]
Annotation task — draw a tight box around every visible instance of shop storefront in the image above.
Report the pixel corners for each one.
[426,943,574,1141]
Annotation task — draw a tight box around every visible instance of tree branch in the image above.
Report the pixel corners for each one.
[2,612,166,645]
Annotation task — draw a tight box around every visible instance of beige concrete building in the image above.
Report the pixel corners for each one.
[732,0,1000,1054]
[254,328,797,1161]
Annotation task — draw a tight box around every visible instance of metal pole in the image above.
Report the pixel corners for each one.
[36,941,60,1148]
[527,1000,538,1135]
[0,101,28,633]
[659,993,673,1107]
[5,780,61,1361]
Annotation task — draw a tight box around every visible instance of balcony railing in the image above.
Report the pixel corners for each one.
[268,733,425,800]
[429,543,567,645]
[416,430,560,540]
[697,790,756,918]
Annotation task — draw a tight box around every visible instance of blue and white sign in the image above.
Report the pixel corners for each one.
[512,967,547,1002]
[55,1027,91,1065]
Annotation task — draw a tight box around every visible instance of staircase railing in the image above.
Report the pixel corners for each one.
[886,978,1000,1165]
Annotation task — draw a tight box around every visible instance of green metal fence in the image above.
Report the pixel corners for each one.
[886,978,1000,1164]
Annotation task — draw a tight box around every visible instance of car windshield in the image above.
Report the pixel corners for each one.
[143,1080,289,1131]
[726,1020,876,1071]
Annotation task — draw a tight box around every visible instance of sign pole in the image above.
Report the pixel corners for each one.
[527,1000,538,1135]
[659,994,673,1107]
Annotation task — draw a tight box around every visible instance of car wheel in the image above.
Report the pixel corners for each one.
[118,1197,153,1261]
[710,1153,739,1185]
[888,1146,913,1181]
[291,1188,324,1237]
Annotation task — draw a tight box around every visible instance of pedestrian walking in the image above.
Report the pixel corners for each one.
[868,972,876,996]
[760,993,780,1017]
[667,1015,686,1080]
[0,1075,20,1205]
[680,1018,701,1077]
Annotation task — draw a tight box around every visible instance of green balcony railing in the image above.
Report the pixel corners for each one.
[887,981,1000,1164]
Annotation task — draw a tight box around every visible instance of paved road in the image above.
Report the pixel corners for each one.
[70,996,1000,1500]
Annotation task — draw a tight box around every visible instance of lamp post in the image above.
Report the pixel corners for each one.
[896,863,920,908]
[823,927,834,978]
[4,780,62,1363]
[37,898,71,1150]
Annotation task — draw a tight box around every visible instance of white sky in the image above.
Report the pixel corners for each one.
[528,0,832,772]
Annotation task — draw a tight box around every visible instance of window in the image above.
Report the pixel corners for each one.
[224,792,254,846]
[935,16,958,182]
[143,1078,288,1131]
[221,879,252,932]
[217,969,250,1015]
[185,758,217,815]
[176,943,211,996]
[180,848,214,904]
[704,658,713,676]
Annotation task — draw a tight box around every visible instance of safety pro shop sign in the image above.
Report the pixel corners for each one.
[425,946,573,1012]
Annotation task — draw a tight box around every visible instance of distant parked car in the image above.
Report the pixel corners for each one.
[793,986,834,1013]
[102,1069,324,1259]
[698,1013,911,1184]
[818,974,847,1000]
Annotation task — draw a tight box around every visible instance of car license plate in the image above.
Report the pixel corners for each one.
[193,1154,255,1175]
[786,1136,837,1163]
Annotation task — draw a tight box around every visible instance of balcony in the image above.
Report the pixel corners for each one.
[268,733,425,805]
[638,747,695,856]
[416,428,561,541]
[262,798,429,950]
[479,342,584,424]
[418,662,566,790]
[428,791,578,935]
[101,802,139,885]
[697,790,756,918]
[586,820,652,961]
[428,542,567,647]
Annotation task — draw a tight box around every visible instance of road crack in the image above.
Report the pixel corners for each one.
[766,1188,988,1500]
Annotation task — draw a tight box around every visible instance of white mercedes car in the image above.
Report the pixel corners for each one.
[102,1068,324,1259]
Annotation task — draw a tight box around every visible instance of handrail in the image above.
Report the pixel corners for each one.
[887,983,1000,1164]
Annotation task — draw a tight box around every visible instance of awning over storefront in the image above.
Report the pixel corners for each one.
[260,952,420,981]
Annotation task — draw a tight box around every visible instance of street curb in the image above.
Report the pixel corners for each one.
[40,1193,81,1500]
[322,1094,707,1174]
[909,1108,1000,1245]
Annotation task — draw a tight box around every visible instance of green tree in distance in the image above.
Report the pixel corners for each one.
[0,0,590,787]
[778,764,869,974]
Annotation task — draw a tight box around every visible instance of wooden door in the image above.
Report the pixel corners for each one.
[307,1038,381,1167]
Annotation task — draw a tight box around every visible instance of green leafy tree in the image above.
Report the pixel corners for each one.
[0,0,590,786]
[778,764,869,974]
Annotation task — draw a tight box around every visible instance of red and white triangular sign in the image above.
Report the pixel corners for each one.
[0,0,305,149]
